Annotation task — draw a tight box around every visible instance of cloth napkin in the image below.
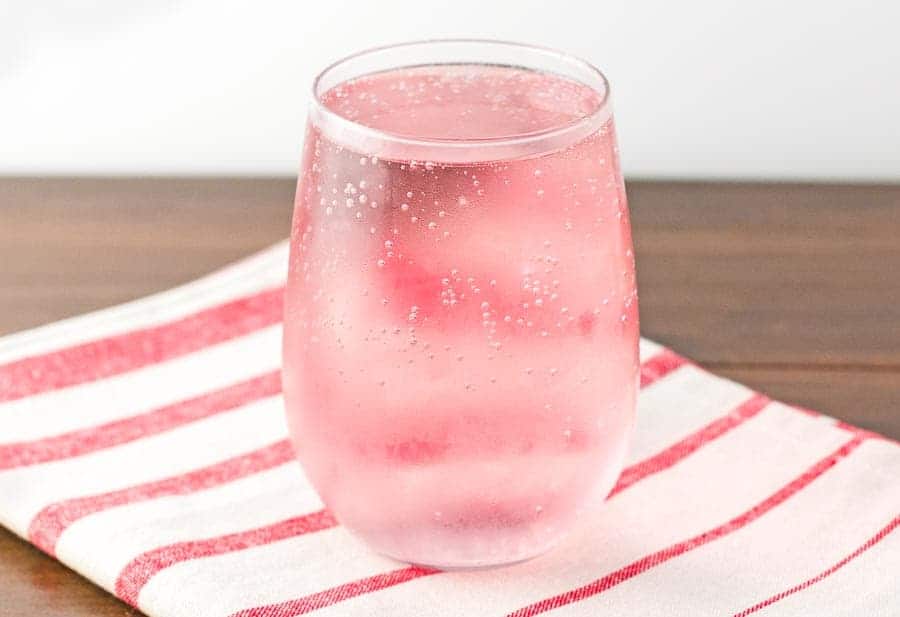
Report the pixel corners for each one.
[0,241,897,617]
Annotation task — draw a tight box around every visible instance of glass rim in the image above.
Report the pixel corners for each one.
[308,39,612,160]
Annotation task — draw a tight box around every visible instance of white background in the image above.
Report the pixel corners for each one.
[2,0,898,180]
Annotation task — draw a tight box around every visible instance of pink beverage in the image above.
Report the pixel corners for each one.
[284,41,638,568]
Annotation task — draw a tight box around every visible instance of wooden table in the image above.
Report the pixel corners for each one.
[1,178,898,615]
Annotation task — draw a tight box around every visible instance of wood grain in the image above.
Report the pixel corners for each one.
[0,530,139,617]
[0,177,897,616]
[629,181,900,367]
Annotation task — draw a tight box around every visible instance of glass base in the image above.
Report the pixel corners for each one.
[372,533,566,571]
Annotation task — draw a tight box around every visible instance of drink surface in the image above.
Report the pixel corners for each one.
[320,64,603,140]
[284,64,639,567]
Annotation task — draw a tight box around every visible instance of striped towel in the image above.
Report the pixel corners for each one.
[1,241,897,617]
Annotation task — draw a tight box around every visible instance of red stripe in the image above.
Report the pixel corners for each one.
[0,372,281,470]
[28,439,294,556]
[788,406,898,446]
[229,566,439,617]
[639,348,687,388]
[834,420,862,433]
[832,419,894,443]
[0,286,283,403]
[219,392,772,617]
[609,394,770,497]
[505,435,866,617]
[792,411,897,445]
[732,514,900,617]
[116,509,338,607]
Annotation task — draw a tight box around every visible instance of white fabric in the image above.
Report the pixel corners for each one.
[0,242,896,617]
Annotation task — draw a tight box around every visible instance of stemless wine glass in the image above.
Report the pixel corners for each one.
[283,40,639,569]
